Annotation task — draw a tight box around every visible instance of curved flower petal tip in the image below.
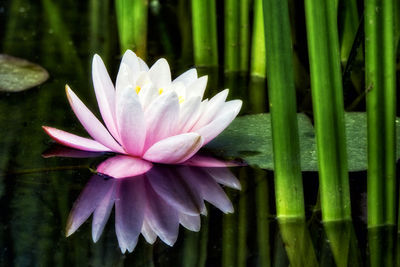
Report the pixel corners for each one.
[42,126,111,152]
[97,155,153,178]
[143,133,204,164]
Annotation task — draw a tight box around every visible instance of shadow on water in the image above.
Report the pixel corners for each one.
[0,0,399,266]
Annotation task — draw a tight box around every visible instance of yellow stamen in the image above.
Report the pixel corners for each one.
[179,96,184,103]
[135,85,141,94]
[158,88,164,95]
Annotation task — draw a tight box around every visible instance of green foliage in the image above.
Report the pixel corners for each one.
[207,113,400,172]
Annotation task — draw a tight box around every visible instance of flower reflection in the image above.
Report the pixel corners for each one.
[66,155,241,253]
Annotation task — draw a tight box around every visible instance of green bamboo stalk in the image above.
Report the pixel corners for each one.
[365,0,396,226]
[250,0,267,77]
[191,0,218,67]
[338,0,360,65]
[225,0,250,72]
[115,0,148,58]
[368,226,396,267]
[304,0,351,221]
[222,191,237,267]
[263,0,305,218]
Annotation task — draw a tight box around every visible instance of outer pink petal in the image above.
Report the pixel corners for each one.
[42,126,111,152]
[92,55,120,141]
[141,218,157,244]
[143,133,204,164]
[96,155,153,179]
[116,86,146,156]
[205,167,242,190]
[66,86,125,153]
[195,100,242,144]
[144,91,180,148]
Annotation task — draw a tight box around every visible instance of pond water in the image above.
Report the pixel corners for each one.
[0,1,398,266]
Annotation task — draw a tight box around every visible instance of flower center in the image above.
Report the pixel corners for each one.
[135,85,141,94]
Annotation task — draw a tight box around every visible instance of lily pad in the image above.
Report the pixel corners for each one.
[0,54,49,92]
[206,112,400,172]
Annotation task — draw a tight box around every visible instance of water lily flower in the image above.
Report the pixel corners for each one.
[42,50,242,164]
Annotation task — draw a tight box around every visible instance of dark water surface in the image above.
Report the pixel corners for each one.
[0,1,397,266]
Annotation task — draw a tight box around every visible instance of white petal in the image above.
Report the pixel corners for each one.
[143,133,204,164]
[65,85,125,153]
[178,96,201,132]
[192,89,229,130]
[148,58,171,89]
[138,57,149,71]
[144,91,180,148]
[187,76,208,99]
[116,86,146,156]
[121,50,140,77]
[195,100,242,144]
[92,55,120,141]
[173,68,198,86]
[181,99,208,133]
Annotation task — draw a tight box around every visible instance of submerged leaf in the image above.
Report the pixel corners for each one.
[0,54,49,92]
[206,112,400,172]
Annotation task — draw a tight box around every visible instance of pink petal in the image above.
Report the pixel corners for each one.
[144,91,180,148]
[65,85,125,153]
[115,177,145,253]
[143,133,204,164]
[66,175,113,237]
[92,184,116,242]
[116,86,146,156]
[96,155,153,179]
[148,58,171,88]
[195,100,242,144]
[144,180,179,246]
[92,55,120,141]
[42,126,111,152]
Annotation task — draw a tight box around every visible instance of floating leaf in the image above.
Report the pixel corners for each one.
[0,54,49,92]
[206,112,400,172]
